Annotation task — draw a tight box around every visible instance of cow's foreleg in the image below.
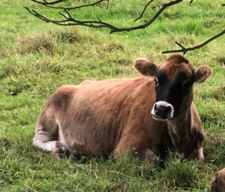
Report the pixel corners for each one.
[113,139,159,163]
[188,147,205,161]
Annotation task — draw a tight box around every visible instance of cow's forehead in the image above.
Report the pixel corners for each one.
[158,56,194,81]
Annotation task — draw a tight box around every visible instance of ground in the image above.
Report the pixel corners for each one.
[0,0,225,191]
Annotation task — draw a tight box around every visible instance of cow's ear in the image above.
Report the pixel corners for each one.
[134,58,158,77]
[195,65,212,83]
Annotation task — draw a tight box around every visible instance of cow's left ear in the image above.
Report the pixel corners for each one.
[134,58,158,77]
[195,65,212,83]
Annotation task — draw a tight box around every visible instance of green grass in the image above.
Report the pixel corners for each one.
[0,0,225,191]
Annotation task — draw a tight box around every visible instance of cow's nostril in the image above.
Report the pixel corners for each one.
[165,106,172,113]
[154,104,159,112]
[155,104,171,113]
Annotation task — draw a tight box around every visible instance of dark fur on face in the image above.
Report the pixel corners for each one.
[155,67,195,116]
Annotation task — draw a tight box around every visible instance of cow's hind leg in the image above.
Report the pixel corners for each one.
[33,107,68,153]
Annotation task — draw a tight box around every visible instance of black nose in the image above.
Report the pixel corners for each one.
[154,103,172,118]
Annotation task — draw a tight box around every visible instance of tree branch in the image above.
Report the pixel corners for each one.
[30,0,108,10]
[162,29,225,55]
[31,0,65,5]
[25,7,119,30]
[134,0,154,22]
[26,0,183,33]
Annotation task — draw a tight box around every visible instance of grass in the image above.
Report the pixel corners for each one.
[0,0,225,191]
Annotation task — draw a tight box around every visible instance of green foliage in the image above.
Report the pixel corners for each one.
[0,0,225,191]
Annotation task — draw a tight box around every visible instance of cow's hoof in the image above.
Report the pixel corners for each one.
[52,141,67,153]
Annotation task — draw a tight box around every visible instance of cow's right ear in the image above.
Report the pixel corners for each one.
[195,65,212,83]
[134,58,158,77]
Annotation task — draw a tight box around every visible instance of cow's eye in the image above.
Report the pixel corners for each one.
[182,81,192,89]
[154,78,159,87]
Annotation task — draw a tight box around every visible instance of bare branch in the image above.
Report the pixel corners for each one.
[27,0,183,34]
[222,4,225,6]
[134,0,154,22]
[190,0,194,4]
[31,0,65,5]
[25,7,120,30]
[162,29,225,55]
[30,0,108,10]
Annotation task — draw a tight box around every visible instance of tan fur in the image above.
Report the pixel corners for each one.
[211,168,225,192]
[34,54,210,161]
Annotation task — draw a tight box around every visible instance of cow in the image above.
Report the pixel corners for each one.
[33,54,211,161]
[211,168,225,192]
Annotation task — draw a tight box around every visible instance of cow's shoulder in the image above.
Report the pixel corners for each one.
[190,103,204,143]
[190,103,202,128]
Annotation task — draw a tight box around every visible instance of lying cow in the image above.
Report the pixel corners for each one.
[33,54,211,161]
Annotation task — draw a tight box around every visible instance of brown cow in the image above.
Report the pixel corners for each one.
[33,54,211,161]
[211,168,225,192]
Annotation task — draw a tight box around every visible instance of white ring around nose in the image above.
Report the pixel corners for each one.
[151,101,174,120]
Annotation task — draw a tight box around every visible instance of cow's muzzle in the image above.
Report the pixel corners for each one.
[151,101,174,121]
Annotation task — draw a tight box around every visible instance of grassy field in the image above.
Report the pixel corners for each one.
[0,0,225,191]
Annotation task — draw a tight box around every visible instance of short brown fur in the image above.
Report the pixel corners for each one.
[159,54,194,81]
[211,168,225,192]
[34,54,211,161]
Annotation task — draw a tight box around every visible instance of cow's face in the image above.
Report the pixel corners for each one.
[134,54,212,121]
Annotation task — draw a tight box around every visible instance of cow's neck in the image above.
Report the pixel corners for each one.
[167,108,192,153]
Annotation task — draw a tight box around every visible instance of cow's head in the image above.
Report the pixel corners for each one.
[134,54,212,121]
